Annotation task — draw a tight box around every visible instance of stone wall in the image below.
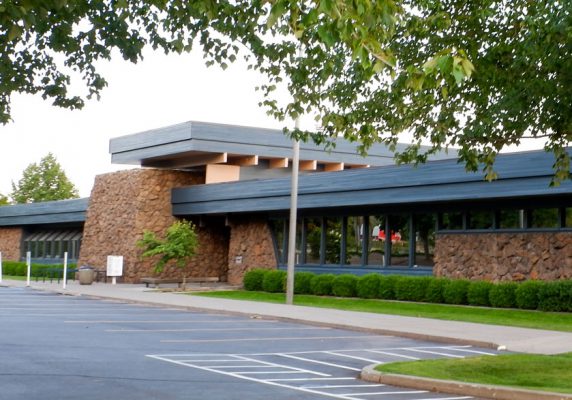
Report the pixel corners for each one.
[78,169,230,283]
[434,232,572,281]
[0,227,22,261]
[227,217,277,285]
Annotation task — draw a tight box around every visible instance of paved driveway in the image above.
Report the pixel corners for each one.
[0,287,497,399]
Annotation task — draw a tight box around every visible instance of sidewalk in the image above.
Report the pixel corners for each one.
[2,279,572,355]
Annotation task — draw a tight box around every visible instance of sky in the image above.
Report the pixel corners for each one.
[0,48,545,199]
[0,50,295,198]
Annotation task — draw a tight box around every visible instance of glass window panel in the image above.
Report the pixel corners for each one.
[440,212,463,230]
[415,213,436,267]
[367,215,386,266]
[346,216,364,265]
[269,219,286,264]
[62,241,70,257]
[499,209,524,229]
[566,208,572,228]
[305,218,322,264]
[389,214,410,266]
[324,218,342,264]
[530,208,559,228]
[468,211,494,230]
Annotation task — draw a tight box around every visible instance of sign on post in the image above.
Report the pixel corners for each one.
[106,256,123,285]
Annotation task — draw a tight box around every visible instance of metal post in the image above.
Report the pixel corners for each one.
[26,251,31,287]
[62,252,68,290]
[286,121,301,305]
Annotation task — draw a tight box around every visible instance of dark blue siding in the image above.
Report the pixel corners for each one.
[0,198,88,226]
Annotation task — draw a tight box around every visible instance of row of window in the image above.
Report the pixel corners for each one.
[440,207,572,231]
[23,229,83,261]
[270,213,436,268]
[269,206,572,268]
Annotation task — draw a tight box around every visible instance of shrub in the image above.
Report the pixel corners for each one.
[559,281,572,312]
[294,272,315,294]
[332,274,358,298]
[489,282,518,308]
[443,279,470,305]
[310,274,335,296]
[262,270,286,293]
[356,274,381,299]
[515,280,543,310]
[395,277,430,302]
[425,278,449,304]
[538,280,572,312]
[243,269,268,291]
[378,275,402,300]
[467,281,494,307]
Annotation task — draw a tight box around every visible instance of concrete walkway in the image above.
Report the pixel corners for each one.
[2,279,572,355]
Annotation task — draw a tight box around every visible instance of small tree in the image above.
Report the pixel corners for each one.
[11,153,79,203]
[137,220,199,290]
[0,194,8,206]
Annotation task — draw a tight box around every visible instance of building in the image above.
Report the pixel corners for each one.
[1,121,571,284]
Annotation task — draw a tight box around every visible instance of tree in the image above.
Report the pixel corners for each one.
[1,1,570,181]
[137,220,199,290]
[0,193,8,206]
[10,153,79,203]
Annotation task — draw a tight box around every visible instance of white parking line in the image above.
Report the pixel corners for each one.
[404,348,466,358]
[278,353,362,372]
[147,355,361,400]
[324,351,384,364]
[303,384,385,389]
[341,390,428,396]
[437,346,497,356]
[366,350,420,360]
[265,377,356,382]
[233,354,331,377]
[161,335,387,343]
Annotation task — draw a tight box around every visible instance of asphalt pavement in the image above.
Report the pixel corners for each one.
[2,278,572,355]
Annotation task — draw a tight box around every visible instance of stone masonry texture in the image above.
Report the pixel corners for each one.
[434,232,572,281]
[0,227,22,261]
[77,169,231,283]
[227,216,277,285]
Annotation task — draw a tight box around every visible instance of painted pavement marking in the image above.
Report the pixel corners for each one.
[148,346,493,399]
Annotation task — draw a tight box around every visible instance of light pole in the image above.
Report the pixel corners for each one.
[285,117,300,305]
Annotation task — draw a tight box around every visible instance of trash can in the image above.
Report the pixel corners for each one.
[78,266,95,285]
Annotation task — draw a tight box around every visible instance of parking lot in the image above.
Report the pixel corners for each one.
[0,287,499,399]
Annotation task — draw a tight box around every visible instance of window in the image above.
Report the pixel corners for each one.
[389,214,409,266]
[345,216,364,265]
[440,212,463,230]
[468,211,494,230]
[529,208,559,229]
[367,215,386,266]
[499,209,524,229]
[22,228,83,261]
[269,219,286,263]
[324,218,342,264]
[305,218,322,264]
[415,213,436,267]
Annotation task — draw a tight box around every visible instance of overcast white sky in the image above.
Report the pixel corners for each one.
[0,50,295,198]
[0,49,544,199]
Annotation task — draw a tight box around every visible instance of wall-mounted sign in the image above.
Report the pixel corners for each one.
[106,255,124,277]
[234,256,243,264]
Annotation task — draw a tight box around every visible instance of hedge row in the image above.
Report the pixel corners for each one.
[1,261,77,278]
[243,269,572,312]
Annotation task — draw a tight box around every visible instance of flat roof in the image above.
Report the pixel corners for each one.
[109,121,454,169]
[0,198,88,226]
[172,149,572,216]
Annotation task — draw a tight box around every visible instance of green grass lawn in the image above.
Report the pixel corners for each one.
[376,352,572,395]
[0,275,27,281]
[193,291,572,332]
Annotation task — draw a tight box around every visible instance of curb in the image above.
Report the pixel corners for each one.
[361,364,572,400]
